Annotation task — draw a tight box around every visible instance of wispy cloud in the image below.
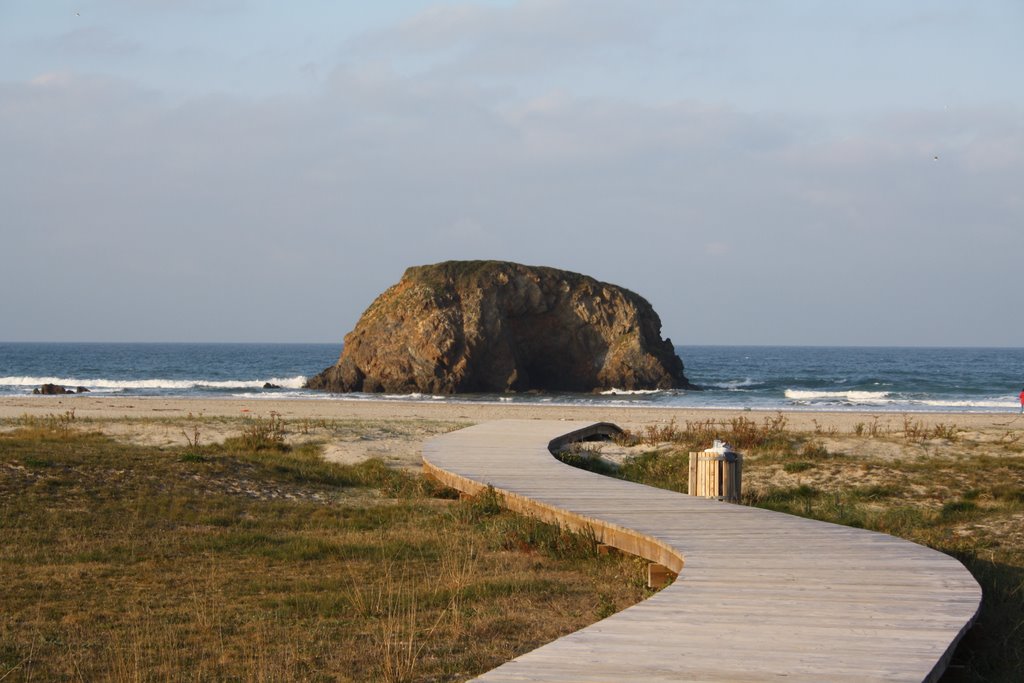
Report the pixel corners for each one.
[46,26,143,57]
[3,67,1019,341]
[346,0,675,78]
[2,2,1022,344]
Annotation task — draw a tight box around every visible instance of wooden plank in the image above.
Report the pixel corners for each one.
[688,451,697,496]
[722,455,731,500]
[422,420,982,682]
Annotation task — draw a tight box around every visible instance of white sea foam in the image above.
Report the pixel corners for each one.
[0,375,308,391]
[709,378,760,390]
[229,390,316,399]
[600,388,664,396]
[377,392,448,401]
[785,389,892,403]
[918,398,1018,409]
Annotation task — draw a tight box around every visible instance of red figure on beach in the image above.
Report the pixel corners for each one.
[1019,388,1024,414]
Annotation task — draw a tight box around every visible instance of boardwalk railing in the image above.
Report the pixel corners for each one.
[423,420,981,683]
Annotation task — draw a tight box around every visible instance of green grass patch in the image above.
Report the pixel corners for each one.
[0,422,651,682]
[554,446,618,477]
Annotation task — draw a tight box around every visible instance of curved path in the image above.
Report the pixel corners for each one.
[423,420,981,683]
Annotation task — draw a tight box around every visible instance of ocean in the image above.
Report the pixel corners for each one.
[1,342,1022,413]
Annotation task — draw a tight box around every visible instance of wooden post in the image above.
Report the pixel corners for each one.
[647,563,674,589]
[688,452,698,496]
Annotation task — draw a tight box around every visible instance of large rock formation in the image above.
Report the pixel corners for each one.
[307,261,690,394]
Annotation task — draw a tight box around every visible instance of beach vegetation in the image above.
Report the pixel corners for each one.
[227,411,289,451]
[932,422,962,441]
[631,414,793,453]
[851,417,888,438]
[799,440,830,459]
[553,442,618,477]
[811,418,839,436]
[903,415,930,441]
[10,409,79,438]
[617,449,691,493]
[562,418,1024,682]
[0,419,652,682]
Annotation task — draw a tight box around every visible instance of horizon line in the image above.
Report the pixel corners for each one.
[2,340,1023,351]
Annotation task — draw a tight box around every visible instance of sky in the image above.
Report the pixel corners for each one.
[1,1,1022,346]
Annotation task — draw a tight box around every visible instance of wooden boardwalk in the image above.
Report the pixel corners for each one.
[422,420,981,682]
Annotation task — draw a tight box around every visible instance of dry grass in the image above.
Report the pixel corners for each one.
[0,413,472,472]
[0,418,653,682]
[594,417,1024,683]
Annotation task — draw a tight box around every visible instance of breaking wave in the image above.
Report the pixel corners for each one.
[600,388,665,396]
[0,375,308,392]
[785,389,893,404]
[918,398,1018,410]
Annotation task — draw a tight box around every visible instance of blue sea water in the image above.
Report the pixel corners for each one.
[1,343,1022,413]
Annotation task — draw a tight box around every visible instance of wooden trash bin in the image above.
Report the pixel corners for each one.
[688,440,742,503]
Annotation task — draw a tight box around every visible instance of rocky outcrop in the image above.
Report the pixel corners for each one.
[33,384,88,395]
[307,261,690,394]
[34,384,65,395]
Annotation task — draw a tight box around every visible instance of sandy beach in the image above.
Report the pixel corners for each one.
[3,395,1017,431]
[3,395,1020,470]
